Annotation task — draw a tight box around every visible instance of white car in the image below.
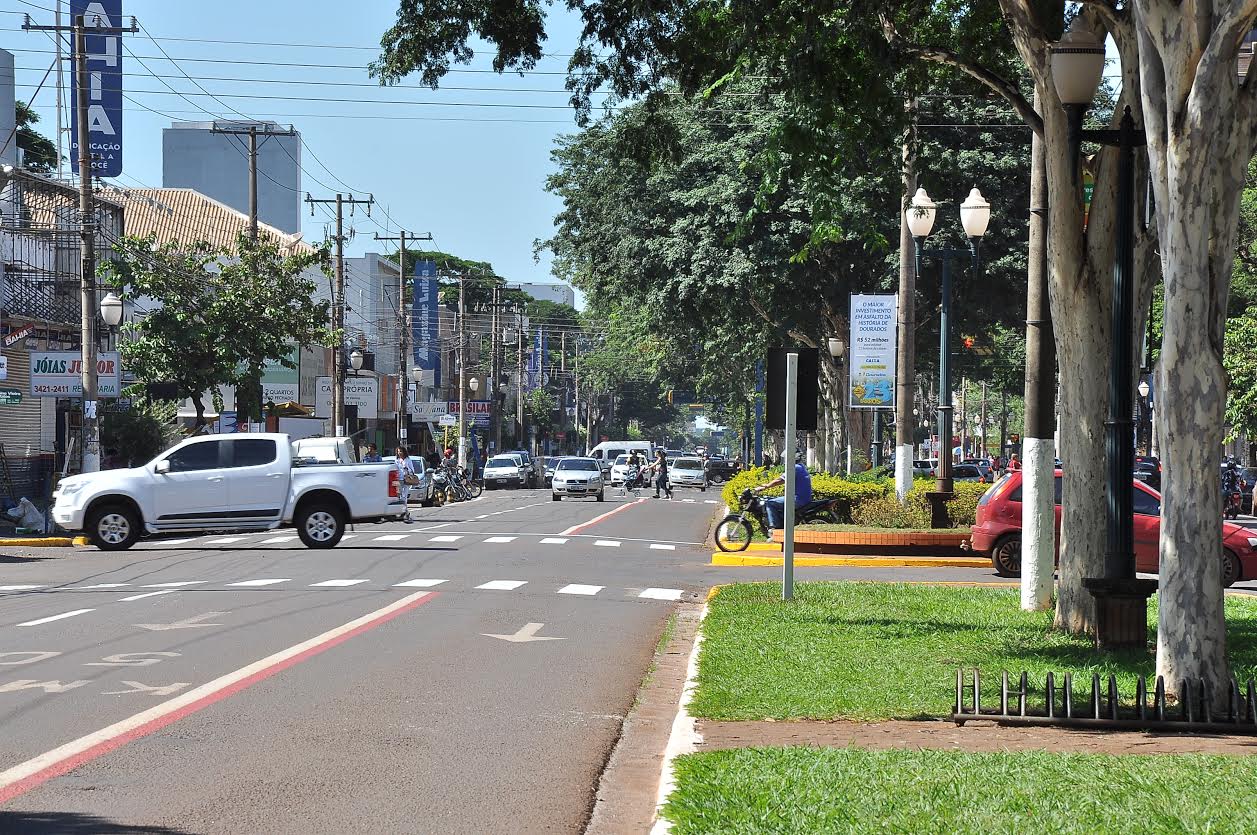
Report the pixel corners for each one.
[483,454,529,488]
[609,455,634,486]
[551,457,605,501]
[670,457,708,491]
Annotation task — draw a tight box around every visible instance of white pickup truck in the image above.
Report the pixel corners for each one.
[52,433,405,550]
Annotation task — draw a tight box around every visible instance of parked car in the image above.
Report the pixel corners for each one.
[551,457,604,501]
[705,457,741,484]
[609,455,634,487]
[505,450,541,487]
[950,464,988,483]
[52,434,405,550]
[670,457,708,491]
[543,456,563,486]
[1133,461,1161,490]
[913,459,937,477]
[381,454,435,506]
[483,454,529,488]
[968,470,1257,586]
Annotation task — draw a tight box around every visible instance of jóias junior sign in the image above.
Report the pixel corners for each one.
[30,351,121,397]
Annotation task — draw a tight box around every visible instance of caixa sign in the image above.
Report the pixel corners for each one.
[30,351,121,397]
[70,0,125,178]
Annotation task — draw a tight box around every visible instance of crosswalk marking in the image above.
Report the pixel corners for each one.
[73,583,129,589]
[476,580,527,591]
[142,581,206,588]
[227,578,291,587]
[429,535,462,542]
[484,536,516,543]
[704,500,718,504]
[639,588,683,601]
[681,499,697,503]
[119,589,176,602]
[594,540,621,547]
[557,584,603,596]
[18,609,94,627]
[373,534,409,542]
[540,537,568,545]
[341,534,358,539]
[261,536,297,544]
[156,538,195,545]
[649,544,676,551]
[206,537,244,545]
[393,579,447,588]
[0,585,44,591]
[309,579,370,587]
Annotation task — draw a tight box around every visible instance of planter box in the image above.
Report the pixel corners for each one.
[769,528,971,557]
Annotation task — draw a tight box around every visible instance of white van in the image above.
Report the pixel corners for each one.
[587,440,654,473]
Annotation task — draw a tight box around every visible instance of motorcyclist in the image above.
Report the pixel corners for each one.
[752,453,813,532]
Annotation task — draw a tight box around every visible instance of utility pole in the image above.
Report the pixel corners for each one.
[305,192,373,435]
[457,272,467,467]
[375,230,432,446]
[210,123,297,241]
[979,381,988,458]
[894,96,919,499]
[490,286,501,453]
[517,321,525,445]
[26,11,137,473]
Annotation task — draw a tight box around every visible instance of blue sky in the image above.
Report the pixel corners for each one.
[2,0,592,302]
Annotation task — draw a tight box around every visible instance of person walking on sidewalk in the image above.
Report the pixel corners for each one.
[652,449,673,499]
[753,454,813,533]
[395,446,417,522]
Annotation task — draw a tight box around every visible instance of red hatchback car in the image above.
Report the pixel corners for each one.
[969,470,1257,586]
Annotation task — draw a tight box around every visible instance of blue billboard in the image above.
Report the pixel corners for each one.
[70,1,125,178]
[411,260,440,388]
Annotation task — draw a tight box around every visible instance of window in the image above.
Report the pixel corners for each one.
[558,459,599,471]
[488,456,520,467]
[165,441,220,473]
[675,458,703,470]
[230,439,277,468]
[1133,488,1161,516]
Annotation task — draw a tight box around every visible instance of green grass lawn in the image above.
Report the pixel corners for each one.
[692,582,1257,720]
[662,747,1257,834]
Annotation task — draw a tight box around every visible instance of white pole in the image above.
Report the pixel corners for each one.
[783,352,798,601]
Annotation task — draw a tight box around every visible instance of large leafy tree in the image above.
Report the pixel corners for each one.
[101,234,332,427]
[15,101,56,172]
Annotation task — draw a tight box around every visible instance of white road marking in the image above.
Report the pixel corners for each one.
[475,515,489,519]
[142,582,206,588]
[73,583,130,589]
[226,579,291,587]
[260,536,296,544]
[135,612,226,631]
[639,588,684,601]
[429,535,462,542]
[17,609,94,627]
[484,536,516,543]
[558,584,603,596]
[681,499,696,503]
[704,500,718,504]
[482,622,564,642]
[0,585,44,592]
[205,537,244,545]
[153,538,195,546]
[309,579,369,587]
[373,534,410,542]
[341,534,358,540]
[393,579,447,588]
[594,540,621,547]
[540,538,568,545]
[119,590,176,602]
[476,580,527,591]
[650,544,677,551]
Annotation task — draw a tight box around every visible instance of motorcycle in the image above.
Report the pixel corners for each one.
[1225,489,1243,520]
[713,488,842,552]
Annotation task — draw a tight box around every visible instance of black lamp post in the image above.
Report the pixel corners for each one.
[1137,379,1152,455]
[906,186,990,527]
[1052,18,1157,649]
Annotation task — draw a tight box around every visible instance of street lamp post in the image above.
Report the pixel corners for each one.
[828,338,846,472]
[468,375,480,470]
[906,186,990,527]
[1053,18,1157,649]
[1137,379,1151,455]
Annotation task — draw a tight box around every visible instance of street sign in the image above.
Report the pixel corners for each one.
[411,401,448,422]
[314,376,378,419]
[70,0,125,178]
[0,387,21,406]
[438,414,457,427]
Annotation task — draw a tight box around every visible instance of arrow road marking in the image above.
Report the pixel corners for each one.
[135,612,226,631]
[482,622,565,643]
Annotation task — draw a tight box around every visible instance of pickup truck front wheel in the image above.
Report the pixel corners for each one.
[296,503,345,548]
[87,504,140,550]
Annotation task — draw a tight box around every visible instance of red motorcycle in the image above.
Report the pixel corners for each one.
[1225,489,1243,521]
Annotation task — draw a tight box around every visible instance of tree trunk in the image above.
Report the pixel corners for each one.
[192,395,207,430]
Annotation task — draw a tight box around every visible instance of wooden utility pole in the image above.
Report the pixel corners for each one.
[210,123,297,241]
[375,230,432,446]
[305,193,373,435]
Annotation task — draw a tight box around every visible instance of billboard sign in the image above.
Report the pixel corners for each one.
[70,0,125,178]
[314,376,378,419]
[30,351,121,397]
[848,294,897,409]
[411,260,440,388]
[261,382,299,403]
[447,399,490,428]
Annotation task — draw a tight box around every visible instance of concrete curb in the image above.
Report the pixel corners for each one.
[649,602,708,834]
[0,536,90,548]
[710,553,991,568]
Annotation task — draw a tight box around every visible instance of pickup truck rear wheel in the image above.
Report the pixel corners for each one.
[87,504,140,550]
[296,503,345,548]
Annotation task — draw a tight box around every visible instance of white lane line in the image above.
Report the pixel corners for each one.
[594,540,621,547]
[558,584,604,596]
[704,500,718,504]
[373,534,410,542]
[650,544,677,551]
[342,534,358,540]
[205,537,244,545]
[309,579,370,588]
[17,609,94,627]
[413,523,451,531]
[476,580,527,591]
[260,536,296,544]
[0,585,44,591]
[484,536,516,543]
[393,579,447,588]
[152,538,195,546]
[429,535,462,543]
[72,583,129,589]
[119,589,176,602]
[226,579,291,587]
[540,538,568,545]
[142,581,206,588]
[681,499,696,504]
[639,588,684,601]
[475,515,489,519]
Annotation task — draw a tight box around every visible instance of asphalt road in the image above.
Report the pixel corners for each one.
[0,486,1013,833]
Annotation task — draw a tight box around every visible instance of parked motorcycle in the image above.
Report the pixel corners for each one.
[1225,489,1243,520]
[713,488,842,552]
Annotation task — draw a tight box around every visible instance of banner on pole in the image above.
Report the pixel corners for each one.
[70,0,125,178]
[848,294,897,409]
[411,260,440,388]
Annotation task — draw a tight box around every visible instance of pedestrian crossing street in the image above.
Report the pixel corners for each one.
[137,532,690,551]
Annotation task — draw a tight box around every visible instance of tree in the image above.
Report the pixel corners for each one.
[15,101,56,172]
[1224,311,1257,457]
[101,234,332,427]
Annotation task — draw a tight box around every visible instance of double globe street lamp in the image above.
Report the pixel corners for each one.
[905,186,990,526]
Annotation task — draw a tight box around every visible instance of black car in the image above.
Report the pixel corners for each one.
[506,450,541,487]
[1134,461,1161,490]
[705,457,742,484]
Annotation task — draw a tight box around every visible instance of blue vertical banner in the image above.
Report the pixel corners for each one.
[526,328,542,391]
[411,260,440,388]
[70,0,125,177]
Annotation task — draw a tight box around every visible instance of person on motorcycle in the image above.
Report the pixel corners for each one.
[753,454,812,532]
[1223,460,1242,515]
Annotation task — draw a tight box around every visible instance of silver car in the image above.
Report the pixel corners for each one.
[551,457,605,501]
[670,457,708,491]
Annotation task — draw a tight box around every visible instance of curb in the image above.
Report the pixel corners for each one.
[0,536,90,548]
[710,553,991,568]
[650,601,708,834]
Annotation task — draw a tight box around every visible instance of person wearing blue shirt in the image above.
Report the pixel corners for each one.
[754,455,813,531]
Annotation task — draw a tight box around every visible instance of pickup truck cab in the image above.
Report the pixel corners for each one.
[52,433,405,550]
